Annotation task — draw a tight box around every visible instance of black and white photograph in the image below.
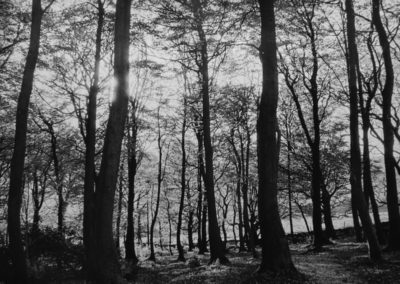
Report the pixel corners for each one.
[0,0,399,282]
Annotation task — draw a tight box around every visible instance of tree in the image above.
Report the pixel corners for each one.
[149,106,169,261]
[83,0,105,275]
[7,0,54,282]
[190,0,228,264]
[86,0,132,281]
[256,0,296,274]
[176,95,188,261]
[345,0,381,261]
[125,99,140,263]
[279,0,335,248]
[359,27,385,244]
[371,0,400,251]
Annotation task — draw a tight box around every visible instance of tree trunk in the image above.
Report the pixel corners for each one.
[89,0,132,281]
[287,131,294,238]
[187,188,195,252]
[125,102,138,263]
[362,126,385,244]
[177,98,187,261]
[232,201,237,246]
[346,0,381,260]
[322,184,336,239]
[166,196,173,255]
[116,165,123,252]
[236,174,245,251]
[257,0,296,274]
[7,1,44,281]
[351,195,363,242]
[149,111,164,261]
[190,0,227,264]
[372,0,400,251]
[83,0,104,277]
[195,122,205,252]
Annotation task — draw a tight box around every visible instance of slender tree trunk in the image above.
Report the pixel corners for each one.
[8,1,44,281]
[295,201,311,234]
[166,196,173,255]
[31,168,44,237]
[346,0,381,260]
[190,0,228,264]
[257,0,295,274]
[195,116,208,254]
[196,158,203,250]
[89,0,132,281]
[236,176,245,251]
[177,99,187,261]
[158,221,163,251]
[372,0,400,251]
[83,0,104,277]
[137,199,142,245]
[187,190,195,252]
[362,126,385,244]
[287,134,294,238]
[201,191,208,253]
[116,165,124,252]
[149,112,164,261]
[125,103,138,263]
[232,201,237,246]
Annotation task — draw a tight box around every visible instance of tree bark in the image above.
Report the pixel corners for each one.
[371,0,400,251]
[177,98,187,261]
[7,1,44,281]
[149,108,164,261]
[257,0,296,274]
[125,101,138,263]
[190,0,227,264]
[83,0,104,277]
[116,164,124,251]
[89,0,132,281]
[346,0,381,260]
[322,184,336,239]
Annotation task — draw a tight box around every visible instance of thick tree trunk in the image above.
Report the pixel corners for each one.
[351,195,363,242]
[89,0,132,281]
[322,185,336,239]
[372,0,400,251]
[8,1,43,281]
[83,0,104,277]
[257,0,295,274]
[346,0,381,260]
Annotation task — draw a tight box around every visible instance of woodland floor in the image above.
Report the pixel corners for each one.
[37,231,400,283]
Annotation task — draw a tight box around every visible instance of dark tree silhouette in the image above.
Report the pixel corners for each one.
[256,0,296,274]
[371,0,400,251]
[83,0,105,277]
[87,0,132,281]
[7,0,54,282]
[190,0,228,264]
[345,0,381,261]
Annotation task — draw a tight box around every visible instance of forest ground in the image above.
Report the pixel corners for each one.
[38,227,400,283]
